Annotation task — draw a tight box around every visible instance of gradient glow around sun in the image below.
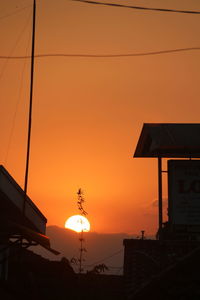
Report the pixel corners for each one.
[65,215,90,232]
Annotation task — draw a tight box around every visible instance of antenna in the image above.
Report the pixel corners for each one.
[77,188,88,273]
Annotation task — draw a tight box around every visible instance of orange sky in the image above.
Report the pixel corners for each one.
[0,0,200,235]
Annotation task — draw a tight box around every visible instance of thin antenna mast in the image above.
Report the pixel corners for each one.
[77,189,88,273]
[23,0,36,214]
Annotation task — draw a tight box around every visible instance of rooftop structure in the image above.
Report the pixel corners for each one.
[123,123,200,298]
[123,238,200,300]
[0,165,59,280]
[134,123,200,158]
[0,165,46,234]
[133,123,200,238]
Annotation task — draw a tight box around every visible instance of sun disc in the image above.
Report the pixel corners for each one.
[65,215,90,232]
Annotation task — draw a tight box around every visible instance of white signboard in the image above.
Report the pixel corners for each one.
[168,160,200,225]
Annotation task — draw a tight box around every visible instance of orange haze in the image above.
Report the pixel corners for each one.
[0,0,200,234]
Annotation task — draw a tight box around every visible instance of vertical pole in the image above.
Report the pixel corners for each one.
[23,0,36,215]
[79,230,83,273]
[158,157,163,240]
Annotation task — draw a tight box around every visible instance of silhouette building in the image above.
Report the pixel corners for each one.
[124,123,200,299]
[0,165,62,297]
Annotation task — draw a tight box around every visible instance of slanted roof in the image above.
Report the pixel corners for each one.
[0,165,47,234]
[0,165,59,255]
[0,217,59,255]
[134,123,200,158]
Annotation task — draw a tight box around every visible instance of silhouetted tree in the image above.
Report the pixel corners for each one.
[87,263,109,274]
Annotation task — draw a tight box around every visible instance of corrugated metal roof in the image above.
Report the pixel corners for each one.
[134,123,200,158]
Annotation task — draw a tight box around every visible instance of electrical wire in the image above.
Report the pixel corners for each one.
[84,264,123,269]
[4,18,32,165]
[86,249,123,267]
[104,265,123,269]
[0,10,32,164]
[114,266,123,275]
[0,5,31,21]
[72,0,200,15]
[0,47,200,60]
[0,11,32,82]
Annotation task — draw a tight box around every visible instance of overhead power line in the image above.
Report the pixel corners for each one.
[72,0,200,15]
[4,14,32,165]
[86,249,123,267]
[0,10,32,80]
[0,5,31,21]
[0,47,200,60]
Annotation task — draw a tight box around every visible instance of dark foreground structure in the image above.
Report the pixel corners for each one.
[123,238,200,300]
[124,124,200,299]
[1,248,124,300]
[0,250,124,300]
[0,165,124,299]
[2,249,75,300]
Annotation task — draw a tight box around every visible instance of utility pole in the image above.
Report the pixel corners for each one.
[23,0,36,215]
[79,229,84,274]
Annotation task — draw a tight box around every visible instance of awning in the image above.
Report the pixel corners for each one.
[134,123,200,158]
[0,217,59,255]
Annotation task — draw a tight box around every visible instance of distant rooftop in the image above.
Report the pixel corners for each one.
[134,123,200,158]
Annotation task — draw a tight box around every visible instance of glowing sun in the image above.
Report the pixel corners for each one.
[65,215,90,232]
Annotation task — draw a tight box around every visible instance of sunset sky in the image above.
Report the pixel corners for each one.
[0,0,200,235]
